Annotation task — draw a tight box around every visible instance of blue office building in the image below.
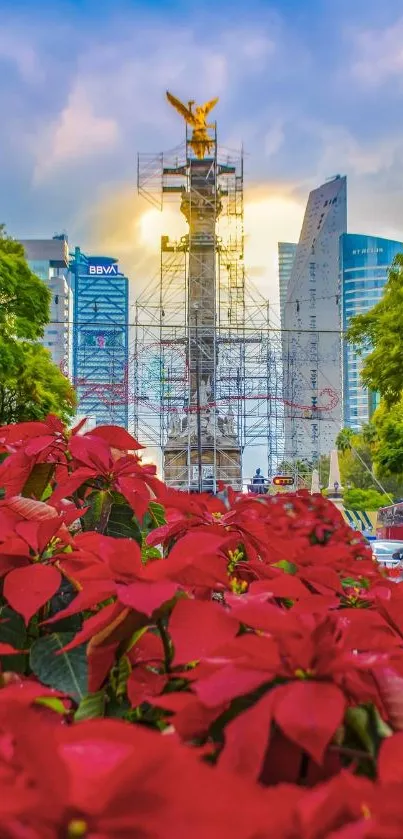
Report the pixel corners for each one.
[340,233,403,430]
[70,248,129,428]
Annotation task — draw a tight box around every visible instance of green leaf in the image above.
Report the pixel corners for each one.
[341,577,360,589]
[272,560,297,574]
[127,625,149,653]
[80,490,104,532]
[111,655,131,699]
[106,500,142,544]
[148,501,166,528]
[22,463,54,500]
[35,696,68,714]
[141,533,162,565]
[369,704,393,740]
[75,690,106,720]
[142,501,167,536]
[0,604,28,673]
[345,706,375,755]
[30,632,87,702]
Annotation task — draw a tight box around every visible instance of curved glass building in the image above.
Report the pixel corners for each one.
[340,233,403,430]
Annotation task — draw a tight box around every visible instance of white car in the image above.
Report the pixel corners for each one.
[372,540,403,571]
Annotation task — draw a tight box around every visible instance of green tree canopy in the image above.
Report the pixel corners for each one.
[0,226,76,425]
[347,252,403,408]
[371,397,403,477]
[343,487,390,511]
[336,425,403,498]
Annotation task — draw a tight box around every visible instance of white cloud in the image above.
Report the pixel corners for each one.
[33,86,119,183]
[242,35,275,62]
[29,18,282,184]
[350,17,403,86]
[0,27,43,83]
[264,120,285,157]
[304,120,403,179]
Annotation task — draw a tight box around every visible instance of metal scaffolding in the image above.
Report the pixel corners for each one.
[134,131,284,489]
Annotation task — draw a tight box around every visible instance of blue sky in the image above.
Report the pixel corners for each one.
[2,0,403,300]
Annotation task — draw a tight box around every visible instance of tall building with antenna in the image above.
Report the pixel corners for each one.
[283,176,347,463]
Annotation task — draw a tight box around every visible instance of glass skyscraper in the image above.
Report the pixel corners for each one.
[70,248,129,429]
[340,233,403,430]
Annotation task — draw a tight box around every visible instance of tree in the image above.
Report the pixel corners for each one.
[336,425,403,499]
[371,397,403,477]
[347,252,403,408]
[343,487,391,511]
[275,456,330,489]
[0,226,76,424]
[335,428,355,453]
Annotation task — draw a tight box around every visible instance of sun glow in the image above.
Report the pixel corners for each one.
[138,207,186,250]
[136,193,303,301]
[243,194,304,301]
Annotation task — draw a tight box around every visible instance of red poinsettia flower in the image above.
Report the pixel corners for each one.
[184,608,394,774]
[50,430,163,520]
[0,707,282,839]
[0,497,77,624]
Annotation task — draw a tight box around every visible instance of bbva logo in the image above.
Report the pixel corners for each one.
[89,264,118,275]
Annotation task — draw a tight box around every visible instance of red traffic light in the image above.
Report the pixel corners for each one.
[272,476,294,487]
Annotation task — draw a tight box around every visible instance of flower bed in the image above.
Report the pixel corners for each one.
[0,416,403,837]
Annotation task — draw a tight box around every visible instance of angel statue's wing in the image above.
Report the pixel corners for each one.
[166,91,197,126]
[200,97,219,118]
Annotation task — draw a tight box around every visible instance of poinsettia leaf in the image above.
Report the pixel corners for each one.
[80,490,105,532]
[272,560,297,575]
[88,425,144,450]
[0,605,27,673]
[141,535,162,564]
[220,691,275,780]
[378,732,403,783]
[142,501,167,534]
[0,642,22,654]
[127,667,167,707]
[106,499,142,544]
[30,631,87,701]
[74,690,106,721]
[113,654,132,699]
[374,668,403,731]
[35,696,68,714]
[3,496,58,521]
[116,581,179,617]
[274,681,345,764]
[3,564,62,624]
[169,598,239,665]
[149,501,166,527]
[345,706,375,755]
[21,463,55,501]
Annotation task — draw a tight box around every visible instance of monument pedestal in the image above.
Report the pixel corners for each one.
[164,408,242,491]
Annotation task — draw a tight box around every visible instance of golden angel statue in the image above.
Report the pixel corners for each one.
[166,91,218,159]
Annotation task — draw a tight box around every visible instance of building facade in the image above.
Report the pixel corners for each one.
[70,248,129,428]
[283,176,347,463]
[340,233,403,430]
[20,235,73,377]
[278,242,297,328]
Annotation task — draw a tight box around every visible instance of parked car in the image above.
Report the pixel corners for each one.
[372,540,403,572]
